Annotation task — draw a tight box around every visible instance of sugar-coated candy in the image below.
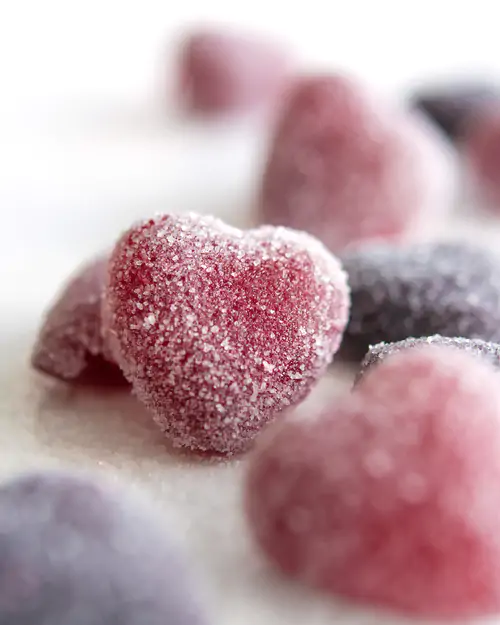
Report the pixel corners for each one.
[245,345,500,618]
[177,29,291,116]
[0,471,206,625]
[341,241,500,360]
[462,104,500,210]
[258,75,454,252]
[103,213,349,454]
[356,335,500,383]
[31,257,125,385]
[410,82,500,141]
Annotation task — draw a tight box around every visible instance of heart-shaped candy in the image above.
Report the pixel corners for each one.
[246,344,500,618]
[32,256,125,385]
[103,213,349,454]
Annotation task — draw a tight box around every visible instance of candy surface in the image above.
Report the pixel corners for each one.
[410,82,500,141]
[341,241,500,360]
[246,346,500,618]
[177,29,291,116]
[258,75,454,252]
[103,213,349,454]
[31,257,125,385]
[356,334,500,383]
[0,471,206,625]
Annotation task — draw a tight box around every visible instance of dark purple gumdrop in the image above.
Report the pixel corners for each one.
[340,242,500,361]
[355,335,500,384]
[410,82,500,141]
[0,472,207,625]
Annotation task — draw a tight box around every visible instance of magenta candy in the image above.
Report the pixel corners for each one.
[103,213,349,454]
[258,75,454,252]
[246,345,500,618]
[177,30,291,116]
[463,105,500,210]
[410,81,500,141]
[31,257,125,385]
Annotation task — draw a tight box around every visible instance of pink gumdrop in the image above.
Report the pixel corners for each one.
[32,257,125,386]
[103,213,349,454]
[462,104,500,210]
[258,75,455,252]
[177,30,292,116]
[245,345,500,618]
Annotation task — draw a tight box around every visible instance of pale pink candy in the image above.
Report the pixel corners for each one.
[177,30,291,116]
[258,75,455,252]
[246,345,500,618]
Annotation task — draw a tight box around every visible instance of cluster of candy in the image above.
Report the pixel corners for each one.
[27,27,500,622]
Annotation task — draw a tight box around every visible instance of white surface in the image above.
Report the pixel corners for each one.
[3,2,500,624]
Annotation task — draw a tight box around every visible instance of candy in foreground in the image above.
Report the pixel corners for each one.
[0,471,206,625]
[410,82,500,141]
[177,29,291,116]
[462,104,500,210]
[103,213,350,454]
[258,74,454,252]
[341,241,500,360]
[356,334,500,383]
[245,346,500,618]
[31,257,125,385]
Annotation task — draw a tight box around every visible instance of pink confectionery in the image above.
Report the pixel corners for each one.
[103,213,349,454]
[177,29,291,116]
[245,346,500,619]
[462,104,500,210]
[31,257,125,385]
[258,75,455,252]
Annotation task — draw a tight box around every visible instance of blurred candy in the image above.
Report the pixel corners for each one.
[31,257,125,385]
[246,345,500,618]
[258,75,454,252]
[103,212,349,454]
[0,471,206,625]
[410,82,500,141]
[462,104,500,210]
[355,335,500,383]
[341,241,500,360]
[177,29,291,116]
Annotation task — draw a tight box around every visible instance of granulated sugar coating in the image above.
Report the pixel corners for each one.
[245,346,500,619]
[410,82,500,141]
[177,29,291,116]
[103,213,349,454]
[31,257,125,385]
[341,241,500,360]
[463,105,500,210]
[258,75,454,252]
[356,335,500,383]
[0,471,206,625]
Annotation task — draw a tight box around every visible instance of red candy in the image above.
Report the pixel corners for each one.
[177,30,291,116]
[258,75,454,252]
[103,213,349,454]
[463,105,500,210]
[245,346,500,618]
[32,257,124,385]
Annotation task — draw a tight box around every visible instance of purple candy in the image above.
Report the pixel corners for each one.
[355,335,500,384]
[341,242,500,360]
[0,472,207,625]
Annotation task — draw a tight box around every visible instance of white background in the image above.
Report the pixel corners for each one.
[1,2,500,624]
[1,0,499,258]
